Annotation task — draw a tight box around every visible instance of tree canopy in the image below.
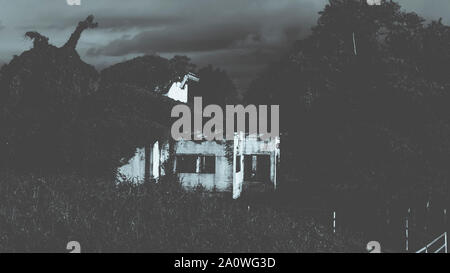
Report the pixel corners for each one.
[246,0,450,201]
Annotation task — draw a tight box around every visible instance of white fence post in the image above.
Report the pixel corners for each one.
[406,208,410,252]
[333,211,336,234]
[444,209,447,228]
[445,232,448,253]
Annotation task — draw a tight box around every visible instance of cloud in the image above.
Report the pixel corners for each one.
[2,0,450,90]
[82,0,321,89]
[17,14,185,32]
[95,15,185,31]
[0,21,4,31]
[397,0,450,24]
[86,0,321,57]
[87,22,257,56]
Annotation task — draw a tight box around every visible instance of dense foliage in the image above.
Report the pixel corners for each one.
[0,17,237,177]
[246,0,450,202]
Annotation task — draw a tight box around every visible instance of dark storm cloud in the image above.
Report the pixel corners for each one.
[17,15,185,32]
[95,15,185,31]
[86,0,320,57]
[86,21,258,56]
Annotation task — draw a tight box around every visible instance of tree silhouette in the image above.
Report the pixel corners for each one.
[246,0,450,203]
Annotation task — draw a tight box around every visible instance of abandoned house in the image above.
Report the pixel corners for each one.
[117,73,280,199]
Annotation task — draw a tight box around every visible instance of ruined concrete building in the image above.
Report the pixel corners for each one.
[117,74,280,199]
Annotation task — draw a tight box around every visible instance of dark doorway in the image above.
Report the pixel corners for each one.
[244,154,271,182]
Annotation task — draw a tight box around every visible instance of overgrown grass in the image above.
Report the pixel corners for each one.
[0,172,362,252]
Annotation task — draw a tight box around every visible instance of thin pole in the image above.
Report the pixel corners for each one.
[352,32,357,56]
[425,200,430,232]
[444,209,447,229]
[406,208,410,252]
[333,211,336,234]
[445,232,448,253]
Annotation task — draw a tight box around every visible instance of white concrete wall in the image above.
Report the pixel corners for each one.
[116,140,164,183]
[175,134,280,198]
[175,140,233,191]
[240,134,280,189]
[116,147,146,183]
[116,135,281,197]
[164,81,188,103]
[233,132,244,199]
[150,141,160,179]
[160,141,170,176]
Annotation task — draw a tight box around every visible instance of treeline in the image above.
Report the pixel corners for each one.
[246,0,450,202]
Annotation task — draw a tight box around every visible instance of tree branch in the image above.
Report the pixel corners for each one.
[25,31,49,48]
[63,15,98,50]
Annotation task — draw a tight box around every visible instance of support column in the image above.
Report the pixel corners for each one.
[144,144,151,182]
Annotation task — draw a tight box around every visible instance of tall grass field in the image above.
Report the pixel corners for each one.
[0,173,361,252]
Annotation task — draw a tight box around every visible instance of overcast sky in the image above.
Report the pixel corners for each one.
[1,0,450,90]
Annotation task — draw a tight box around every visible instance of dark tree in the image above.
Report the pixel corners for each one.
[246,0,450,204]
[190,65,238,105]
